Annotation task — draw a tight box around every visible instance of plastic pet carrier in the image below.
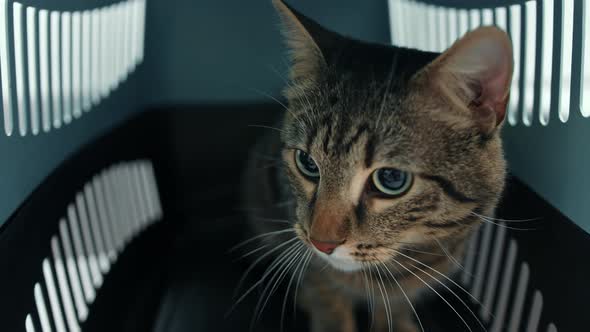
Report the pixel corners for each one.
[0,0,587,331]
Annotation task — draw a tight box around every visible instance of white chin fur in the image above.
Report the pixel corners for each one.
[314,248,364,272]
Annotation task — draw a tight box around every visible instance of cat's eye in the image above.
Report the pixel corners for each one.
[295,150,320,179]
[371,168,412,197]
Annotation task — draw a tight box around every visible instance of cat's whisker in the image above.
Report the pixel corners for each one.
[253,242,306,327]
[236,243,271,261]
[319,261,330,273]
[376,53,398,125]
[389,257,474,332]
[252,216,293,225]
[252,152,282,162]
[374,264,393,332]
[397,245,446,257]
[469,212,537,231]
[228,237,299,313]
[281,247,310,332]
[378,260,425,332]
[247,124,287,134]
[362,263,377,330]
[470,211,541,223]
[404,260,488,332]
[229,228,294,253]
[240,240,301,325]
[292,250,313,320]
[391,249,495,320]
[359,265,372,330]
[432,237,467,272]
[247,84,310,135]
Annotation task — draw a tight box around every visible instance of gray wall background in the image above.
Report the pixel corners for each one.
[139,0,391,106]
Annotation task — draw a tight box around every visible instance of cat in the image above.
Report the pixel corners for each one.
[240,0,513,331]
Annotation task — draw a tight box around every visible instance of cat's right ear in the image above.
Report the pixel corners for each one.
[424,26,513,135]
[272,0,328,82]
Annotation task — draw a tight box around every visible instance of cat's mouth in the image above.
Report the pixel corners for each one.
[294,228,386,272]
[312,245,366,272]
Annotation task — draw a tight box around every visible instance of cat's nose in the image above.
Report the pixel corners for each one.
[310,239,341,255]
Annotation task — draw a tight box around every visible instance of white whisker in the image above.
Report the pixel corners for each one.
[390,257,473,332]
[392,249,493,318]
[379,260,425,332]
[229,228,294,253]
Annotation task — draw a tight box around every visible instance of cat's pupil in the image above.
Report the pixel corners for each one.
[300,152,318,172]
[378,168,406,190]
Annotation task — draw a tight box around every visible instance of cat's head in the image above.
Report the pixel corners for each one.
[274,0,512,272]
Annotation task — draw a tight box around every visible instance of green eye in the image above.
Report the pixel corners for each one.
[371,168,412,196]
[295,150,320,179]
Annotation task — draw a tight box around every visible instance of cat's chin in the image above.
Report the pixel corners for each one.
[314,248,364,272]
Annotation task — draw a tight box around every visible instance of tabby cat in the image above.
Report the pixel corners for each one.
[240,1,513,331]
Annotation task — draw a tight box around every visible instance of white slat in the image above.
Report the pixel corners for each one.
[51,234,82,331]
[66,205,96,304]
[81,11,91,111]
[33,283,52,332]
[490,240,518,332]
[582,0,590,117]
[50,11,61,129]
[71,12,82,118]
[507,4,522,125]
[507,262,530,331]
[558,0,574,122]
[522,1,537,126]
[13,2,28,136]
[38,10,51,132]
[0,0,14,136]
[61,12,71,124]
[525,290,543,332]
[26,7,40,135]
[540,0,554,125]
[42,259,66,332]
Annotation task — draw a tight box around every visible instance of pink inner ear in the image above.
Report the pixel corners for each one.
[478,62,511,124]
[448,27,513,127]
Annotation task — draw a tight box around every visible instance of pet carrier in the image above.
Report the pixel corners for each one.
[0,0,587,331]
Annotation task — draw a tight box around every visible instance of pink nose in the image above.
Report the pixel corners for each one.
[310,239,340,255]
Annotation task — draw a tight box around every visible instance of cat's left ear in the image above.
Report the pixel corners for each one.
[426,26,513,134]
[272,0,339,83]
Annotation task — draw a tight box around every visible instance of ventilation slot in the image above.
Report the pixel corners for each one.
[76,193,103,288]
[50,11,61,129]
[42,258,66,332]
[481,225,506,321]
[0,0,14,136]
[14,2,28,136]
[71,11,81,118]
[38,9,51,132]
[522,1,537,126]
[526,291,543,332]
[51,234,82,331]
[508,4,522,125]
[582,0,590,117]
[540,0,554,125]
[33,283,52,332]
[25,315,36,332]
[66,205,96,304]
[26,6,39,135]
[470,223,493,301]
[0,0,146,136]
[61,12,71,124]
[26,160,162,329]
[557,0,574,122]
[459,221,559,332]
